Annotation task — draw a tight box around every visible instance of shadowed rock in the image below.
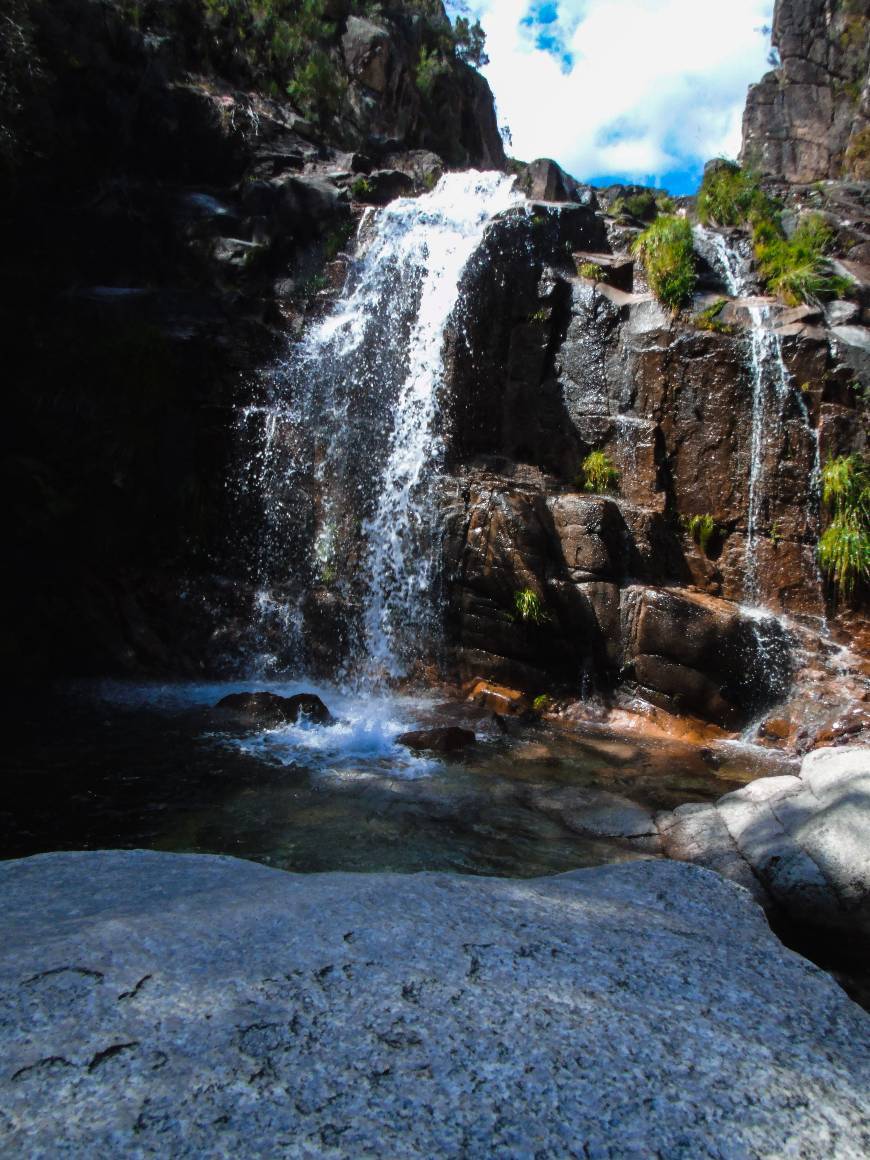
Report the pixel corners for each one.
[216,691,333,726]
[396,726,476,753]
[659,745,870,938]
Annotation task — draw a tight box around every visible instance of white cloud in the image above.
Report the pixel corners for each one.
[451,0,775,189]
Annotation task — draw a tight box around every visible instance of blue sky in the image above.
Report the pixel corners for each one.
[447,0,776,195]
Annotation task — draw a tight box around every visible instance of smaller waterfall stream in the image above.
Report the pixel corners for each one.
[693,226,821,606]
[239,172,525,682]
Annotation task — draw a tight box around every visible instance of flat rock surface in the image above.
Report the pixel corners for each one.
[1,851,868,1157]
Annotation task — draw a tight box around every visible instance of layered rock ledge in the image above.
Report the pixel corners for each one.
[1,851,868,1156]
[659,744,870,937]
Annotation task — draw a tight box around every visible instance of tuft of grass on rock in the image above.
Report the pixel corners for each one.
[681,513,719,555]
[578,261,606,282]
[697,161,769,227]
[579,450,619,493]
[818,454,870,600]
[692,298,734,334]
[512,588,549,625]
[696,163,851,306]
[631,215,696,309]
[754,213,852,306]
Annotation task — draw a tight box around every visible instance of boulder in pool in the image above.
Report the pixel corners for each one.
[396,726,476,753]
[215,691,333,727]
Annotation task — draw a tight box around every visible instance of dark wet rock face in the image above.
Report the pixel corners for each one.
[3,0,504,680]
[435,191,869,725]
[445,216,851,618]
[216,692,334,727]
[396,726,476,753]
[443,460,793,725]
[741,0,870,181]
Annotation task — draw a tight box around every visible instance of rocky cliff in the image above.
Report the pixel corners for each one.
[3,0,868,750]
[1,0,503,677]
[434,184,867,734]
[741,0,870,182]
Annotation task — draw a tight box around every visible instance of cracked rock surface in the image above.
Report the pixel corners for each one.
[659,746,870,936]
[0,851,868,1157]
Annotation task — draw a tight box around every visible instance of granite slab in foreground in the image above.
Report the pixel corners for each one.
[0,852,868,1158]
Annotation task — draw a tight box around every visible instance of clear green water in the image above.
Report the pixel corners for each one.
[1,680,796,878]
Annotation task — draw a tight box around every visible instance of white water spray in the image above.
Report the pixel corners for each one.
[241,171,525,680]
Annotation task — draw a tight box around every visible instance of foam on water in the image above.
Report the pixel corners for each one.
[83,679,441,779]
[229,711,438,780]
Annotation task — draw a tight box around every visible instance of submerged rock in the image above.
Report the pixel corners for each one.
[0,851,867,1156]
[215,691,333,726]
[528,784,660,844]
[396,726,476,753]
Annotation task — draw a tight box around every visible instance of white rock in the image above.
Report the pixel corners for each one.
[0,851,867,1157]
[660,747,870,937]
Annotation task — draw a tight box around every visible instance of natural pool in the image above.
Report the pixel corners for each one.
[2,680,795,876]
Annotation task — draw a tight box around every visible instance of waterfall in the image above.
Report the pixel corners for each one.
[693,226,821,607]
[238,171,525,682]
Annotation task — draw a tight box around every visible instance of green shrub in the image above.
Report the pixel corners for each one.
[755,213,852,305]
[452,16,488,67]
[691,298,733,334]
[579,450,618,493]
[512,588,548,625]
[610,190,656,221]
[821,454,868,512]
[578,261,606,281]
[631,215,696,309]
[608,189,675,221]
[286,49,347,121]
[324,220,355,260]
[818,454,870,600]
[415,45,450,99]
[532,693,551,713]
[819,517,870,600]
[696,164,851,305]
[682,513,719,554]
[351,176,373,200]
[697,161,769,227]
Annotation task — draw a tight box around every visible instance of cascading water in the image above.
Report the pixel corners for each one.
[238,171,525,683]
[692,226,813,732]
[693,226,821,606]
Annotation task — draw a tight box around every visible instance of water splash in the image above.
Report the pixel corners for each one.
[238,171,525,681]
